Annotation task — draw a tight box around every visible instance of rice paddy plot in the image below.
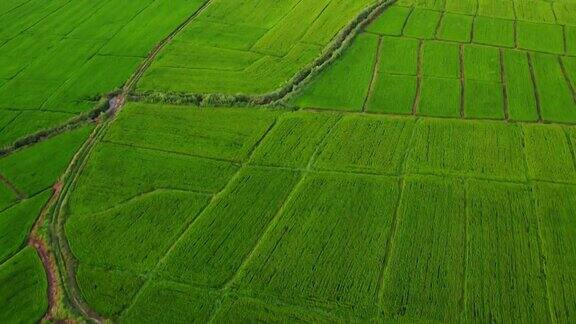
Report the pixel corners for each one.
[516,22,565,55]
[0,125,92,196]
[477,0,515,20]
[378,36,419,75]
[314,115,415,175]
[513,0,556,24]
[422,41,460,79]
[0,111,73,148]
[463,45,501,82]
[0,191,50,264]
[367,74,417,114]
[381,176,465,322]
[502,49,539,121]
[76,265,145,319]
[553,2,576,26]
[417,77,461,117]
[158,167,301,288]
[523,124,576,183]
[365,6,412,36]
[445,0,477,15]
[68,142,237,216]
[293,33,379,111]
[104,103,281,162]
[533,183,576,323]
[235,173,400,318]
[464,80,504,119]
[403,8,442,39]
[250,112,339,168]
[406,119,526,181]
[66,191,210,272]
[0,184,17,211]
[0,247,47,324]
[472,16,515,48]
[120,282,218,324]
[465,180,550,322]
[436,13,473,43]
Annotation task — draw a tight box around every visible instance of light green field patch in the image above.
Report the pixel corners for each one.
[445,0,477,15]
[477,0,515,19]
[464,80,504,119]
[381,176,465,322]
[463,44,501,82]
[174,20,268,51]
[0,247,47,324]
[105,103,280,162]
[472,16,515,48]
[0,111,73,148]
[250,113,339,168]
[533,183,576,323]
[502,49,538,121]
[567,26,576,56]
[236,173,400,318]
[120,282,218,323]
[67,191,210,272]
[367,74,417,114]
[158,167,301,287]
[0,191,50,264]
[69,142,237,216]
[417,77,461,117]
[523,124,576,182]
[76,265,145,319]
[403,8,442,39]
[366,6,412,36]
[379,36,419,75]
[437,13,473,42]
[294,33,379,111]
[553,2,576,26]
[314,115,415,174]
[517,22,564,54]
[406,119,526,181]
[0,125,92,196]
[422,41,460,78]
[514,0,556,24]
[562,56,576,92]
[465,180,550,322]
[531,53,576,123]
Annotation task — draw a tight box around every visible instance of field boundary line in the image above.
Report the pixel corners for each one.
[459,44,466,118]
[362,35,383,112]
[526,53,543,123]
[376,178,405,314]
[461,178,469,321]
[412,41,424,115]
[0,173,26,199]
[559,56,576,105]
[564,127,576,174]
[500,48,510,121]
[130,0,397,107]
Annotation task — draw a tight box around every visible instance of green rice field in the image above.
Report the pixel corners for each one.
[1,0,576,322]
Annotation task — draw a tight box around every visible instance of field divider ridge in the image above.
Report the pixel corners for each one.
[362,35,384,112]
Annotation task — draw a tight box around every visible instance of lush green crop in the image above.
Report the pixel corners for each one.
[235,173,400,318]
[445,0,477,14]
[523,124,576,182]
[381,176,465,322]
[0,111,73,148]
[0,191,50,264]
[104,103,280,162]
[0,247,47,323]
[158,167,301,287]
[314,115,415,174]
[378,36,419,75]
[502,49,538,121]
[464,80,504,119]
[366,6,412,36]
[0,184,16,211]
[437,13,473,43]
[477,0,515,19]
[472,16,515,48]
[367,74,417,114]
[422,41,460,78]
[517,22,564,54]
[406,119,526,181]
[250,112,339,168]
[464,44,500,82]
[418,77,461,117]
[465,180,550,322]
[403,8,441,39]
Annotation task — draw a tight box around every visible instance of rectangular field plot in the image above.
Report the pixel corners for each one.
[367,74,417,114]
[531,53,576,123]
[533,183,576,323]
[523,124,576,183]
[120,282,218,323]
[66,191,210,273]
[472,16,515,48]
[517,22,564,54]
[250,112,339,168]
[553,3,576,26]
[235,173,400,318]
[213,295,338,322]
[378,36,419,75]
[514,0,556,24]
[0,184,17,211]
[68,142,237,216]
[465,180,550,323]
[422,41,460,79]
[403,9,442,39]
[563,56,576,92]
[76,265,145,319]
[314,115,415,175]
[437,13,473,43]
[158,167,301,287]
[417,77,461,118]
[0,125,92,197]
[502,50,538,121]
[406,119,526,181]
[366,6,412,36]
[104,103,280,162]
[464,80,504,119]
[381,176,465,322]
[477,0,515,19]
[463,45,500,82]
[294,34,379,111]
[446,0,477,15]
